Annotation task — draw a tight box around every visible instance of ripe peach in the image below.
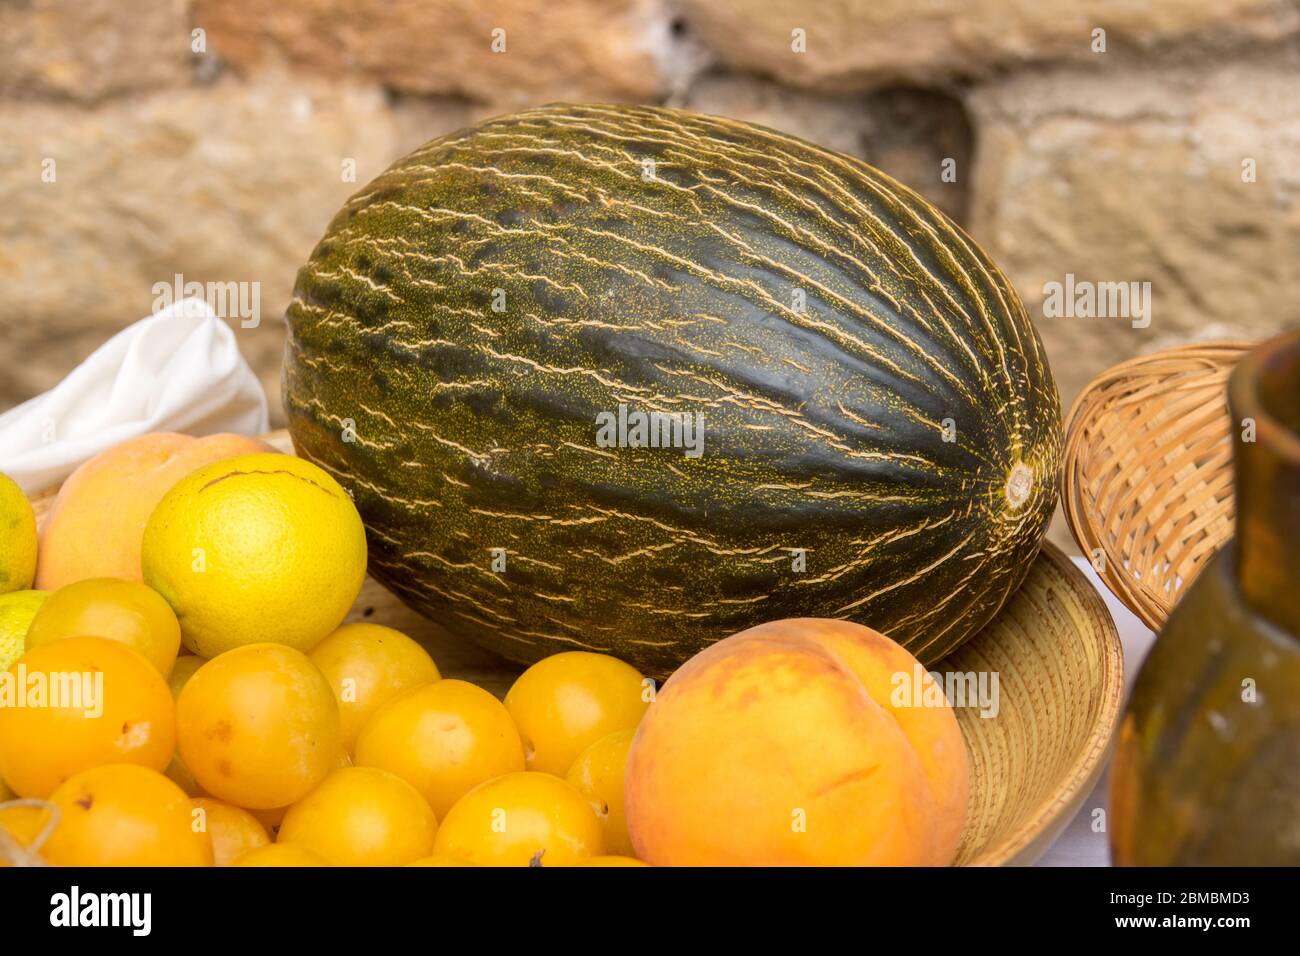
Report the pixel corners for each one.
[803,622,970,863]
[35,432,276,590]
[625,618,970,867]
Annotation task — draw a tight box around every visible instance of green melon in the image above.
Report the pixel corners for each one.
[283,103,1061,676]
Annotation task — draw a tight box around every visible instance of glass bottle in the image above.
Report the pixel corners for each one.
[1110,328,1300,865]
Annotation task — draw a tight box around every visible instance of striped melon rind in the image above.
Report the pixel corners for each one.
[283,103,1061,677]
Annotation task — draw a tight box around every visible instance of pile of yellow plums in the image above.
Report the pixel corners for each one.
[0,598,651,866]
[0,447,653,867]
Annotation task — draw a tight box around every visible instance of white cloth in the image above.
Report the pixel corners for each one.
[0,298,268,494]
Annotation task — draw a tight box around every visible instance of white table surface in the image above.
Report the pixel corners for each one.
[1032,558,1156,867]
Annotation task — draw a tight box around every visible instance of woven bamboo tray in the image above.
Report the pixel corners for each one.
[946,543,1123,866]
[28,431,1123,867]
[1060,342,1251,632]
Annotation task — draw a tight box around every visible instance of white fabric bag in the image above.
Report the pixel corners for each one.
[0,298,269,494]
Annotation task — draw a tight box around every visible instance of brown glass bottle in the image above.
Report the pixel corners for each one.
[1110,328,1300,865]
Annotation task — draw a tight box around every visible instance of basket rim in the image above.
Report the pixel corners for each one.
[960,541,1125,866]
[1059,341,1253,632]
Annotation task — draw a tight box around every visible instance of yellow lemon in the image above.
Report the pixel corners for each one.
[141,453,367,657]
[0,589,47,672]
[0,473,37,596]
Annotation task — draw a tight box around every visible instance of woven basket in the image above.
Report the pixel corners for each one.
[945,543,1123,866]
[1060,342,1252,632]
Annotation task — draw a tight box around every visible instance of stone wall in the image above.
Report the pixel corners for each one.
[4,1,1298,513]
